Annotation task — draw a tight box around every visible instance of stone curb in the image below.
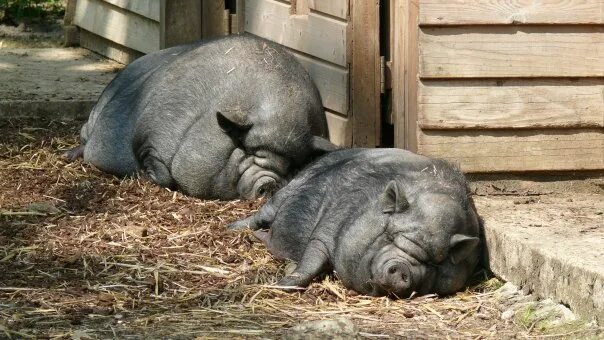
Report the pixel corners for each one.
[0,100,93,121]
[484,221,604,324]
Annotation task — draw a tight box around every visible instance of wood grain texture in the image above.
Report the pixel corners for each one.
[392,0,406,148]
[404,0,419,151]
[283,0,349,19]
[351,0,380,146]
[418,129,604,172]
[290,51,349,115]
[420,26,604,78]
[102,0,160,21]
[160,0,202,49]
[245,0,348,66]
[234,0,245,34]
[326,111,351,146]
[79,29,143,64]
[420,0,604,25]
[74,0,159,53]
[202,0,228,38]
[64,0,78,25]
[419,79,604,129]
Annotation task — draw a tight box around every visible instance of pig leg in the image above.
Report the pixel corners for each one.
[64,145,85,161]
[276,239,329,288]
[228,204,276,230]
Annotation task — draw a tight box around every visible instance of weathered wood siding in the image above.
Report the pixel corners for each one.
[394,0,604,172]
[73,0,202,64]
[245,0,381,147]
[244,0,352,146]
[72,0,381,147]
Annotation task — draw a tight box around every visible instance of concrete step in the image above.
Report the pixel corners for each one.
[0,48,122,120]
[476,188,604,324]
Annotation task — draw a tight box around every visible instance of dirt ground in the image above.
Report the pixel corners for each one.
[1,118,602,339]
[0,21,64,49]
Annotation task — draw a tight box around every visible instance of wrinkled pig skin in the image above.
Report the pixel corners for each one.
[66,34,334,200]
[230,148,482,297]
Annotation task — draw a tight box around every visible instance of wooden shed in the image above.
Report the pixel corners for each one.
[68,0,604,173]
[389,0,604,173]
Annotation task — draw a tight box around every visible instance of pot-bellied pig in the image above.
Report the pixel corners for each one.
[66,34,334,200]
[229,148,482,297]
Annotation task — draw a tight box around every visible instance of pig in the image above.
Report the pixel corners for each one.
[66,34,334,200]
[229,148,482,297]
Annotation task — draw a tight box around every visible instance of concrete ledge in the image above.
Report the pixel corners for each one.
[0,100,94,120]
[476,192,604,323]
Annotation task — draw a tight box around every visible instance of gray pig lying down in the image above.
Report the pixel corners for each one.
[66,34,333,200]
[229,148,482,297]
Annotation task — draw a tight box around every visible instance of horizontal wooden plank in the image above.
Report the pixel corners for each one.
[418,129,604,172]
[74,0,159,54]
[419,79,604,129]
[420,0,604,25]
[420,26,604,78]
[245,0,348,66]
[102,0,160,21]
[291,52,349,114]
[284,0,349,19]
[326,111,350,146]
[80,29,143,64]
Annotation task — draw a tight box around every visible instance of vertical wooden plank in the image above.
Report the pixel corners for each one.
[63,0,79,47]
[291,0,310,15]
[404,0,419,152]
[64,0,78,25]
[223,9,231,34]
[392,0,405,148]
[202,0,228,38]
[351,0,381,147]
[235,0,245,34]
[160,0,202,49]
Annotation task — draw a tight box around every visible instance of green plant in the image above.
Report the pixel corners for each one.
[0,0,65,24]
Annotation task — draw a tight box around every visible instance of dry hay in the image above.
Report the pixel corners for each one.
[0,118,597,339]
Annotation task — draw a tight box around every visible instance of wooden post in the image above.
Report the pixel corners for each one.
[351,0,381,147]
[392,0,418,151]
[391,0,405,149]
[63,0,80,47]
[233,0,245,34]
[160,0,202,49]
[403,0,419,152]
[202,0,228,38]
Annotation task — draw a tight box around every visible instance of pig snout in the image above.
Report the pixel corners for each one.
[250,176,279,198]
[237,153,289,199]
[373,259,414,297]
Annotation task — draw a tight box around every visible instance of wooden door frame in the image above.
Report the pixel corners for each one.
[391,0,418,152]
[350,0,382,147]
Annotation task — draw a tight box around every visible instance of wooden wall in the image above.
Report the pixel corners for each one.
[393,0,604,172]
[72,0,203,64]
[245,0,381,147]
[70,0,382,148]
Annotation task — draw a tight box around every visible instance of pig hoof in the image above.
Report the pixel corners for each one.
[227,219,250,230]
[63,145,84,162]
[276,274,309,291]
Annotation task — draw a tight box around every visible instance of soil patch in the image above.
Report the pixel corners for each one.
[0,118,601,339]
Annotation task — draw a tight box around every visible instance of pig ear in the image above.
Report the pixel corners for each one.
[380,181,409,214]
[311,136,339,156]
[449,234,480,265]
[216,110,253,133]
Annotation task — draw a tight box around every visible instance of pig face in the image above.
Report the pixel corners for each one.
[216,110,333,199]
[340,181,480,297]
